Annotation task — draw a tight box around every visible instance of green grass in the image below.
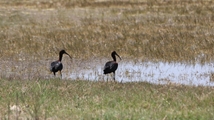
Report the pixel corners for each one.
[0,79,213,120]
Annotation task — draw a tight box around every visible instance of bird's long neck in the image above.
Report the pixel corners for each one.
[59,53,63,61]
[112,55,116,62]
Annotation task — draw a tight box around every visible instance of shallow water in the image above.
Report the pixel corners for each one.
[67,60,214,86]
[1,58,214,86]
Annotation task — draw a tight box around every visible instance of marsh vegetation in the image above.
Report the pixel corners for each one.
[0,0,214,119]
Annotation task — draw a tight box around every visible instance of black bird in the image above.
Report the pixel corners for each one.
[50,50,72,78]
[103,51,122,81]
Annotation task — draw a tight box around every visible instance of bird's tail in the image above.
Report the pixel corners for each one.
[103,70,107,74]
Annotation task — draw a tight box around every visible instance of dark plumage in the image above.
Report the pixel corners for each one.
[50,50,72,78]
[103,51,121,81]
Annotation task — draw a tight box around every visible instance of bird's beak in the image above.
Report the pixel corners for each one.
[65,52,72,59]
[116,54,122,60]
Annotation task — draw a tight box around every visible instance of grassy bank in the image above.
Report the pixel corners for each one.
[0,79,213,120]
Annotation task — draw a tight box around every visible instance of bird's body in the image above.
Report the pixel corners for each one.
[103,51,121,81]
[50,50,72,78]
[103,61,118,74]
[50,61,63,76]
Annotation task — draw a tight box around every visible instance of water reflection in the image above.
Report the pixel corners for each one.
[68,60,214,86]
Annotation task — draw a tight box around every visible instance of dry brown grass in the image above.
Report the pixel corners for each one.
[0,0,214,63]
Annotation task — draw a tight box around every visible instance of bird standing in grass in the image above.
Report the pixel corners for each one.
[50,50,72,78]
[103,51,122,81]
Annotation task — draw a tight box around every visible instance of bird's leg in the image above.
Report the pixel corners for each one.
[59,71,62,79]
[53,72,56,76]
[113,72,116,82]
[107,74,108,82]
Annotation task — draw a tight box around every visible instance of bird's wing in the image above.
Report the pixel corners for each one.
[50,61,57,71]
[50,61,61,71]
[104,61,112,70]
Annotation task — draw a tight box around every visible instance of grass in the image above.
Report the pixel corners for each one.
[0,0,214,63]
[0,79,213,120]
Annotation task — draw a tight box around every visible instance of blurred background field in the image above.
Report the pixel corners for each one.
[1,0,214,62]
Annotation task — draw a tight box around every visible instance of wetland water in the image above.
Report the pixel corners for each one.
[2,58,214,86]
[67,59,214,86]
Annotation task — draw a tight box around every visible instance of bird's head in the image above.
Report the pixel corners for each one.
[60,50,72,59]
[112,51,122,60]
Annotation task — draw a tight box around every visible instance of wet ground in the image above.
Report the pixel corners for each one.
[1,58,214,86]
